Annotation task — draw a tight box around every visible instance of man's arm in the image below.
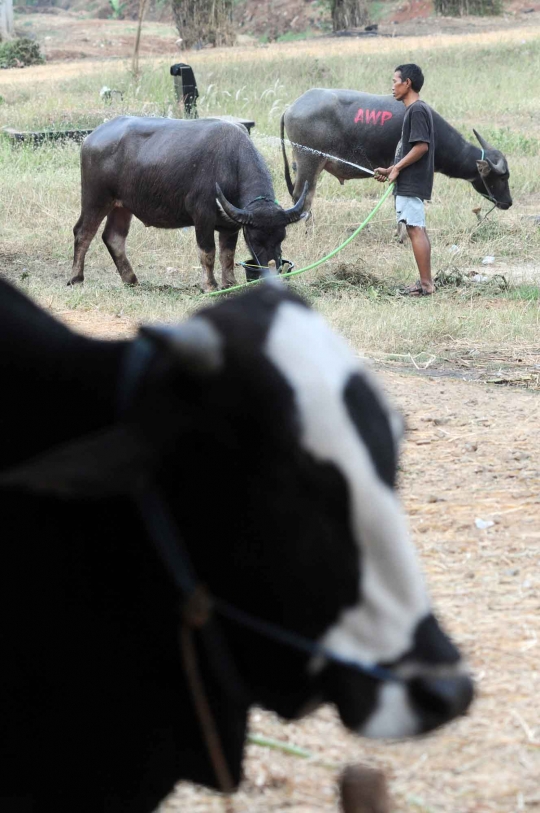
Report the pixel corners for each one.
[374,142,428,183]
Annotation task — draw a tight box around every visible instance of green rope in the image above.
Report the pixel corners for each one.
[204,182,395,298]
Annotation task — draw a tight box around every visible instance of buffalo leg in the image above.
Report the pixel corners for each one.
[218,231,239,289]
[292,149,325,213]
[102,208,138,285]
[195,226,218,293]
[70,204,112,286]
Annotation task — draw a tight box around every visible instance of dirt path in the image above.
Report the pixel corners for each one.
[56,309,540,813]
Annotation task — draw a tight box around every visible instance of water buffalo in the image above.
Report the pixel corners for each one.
[0,276,473,812]
[70,116,308,292]
[281,89,512,212]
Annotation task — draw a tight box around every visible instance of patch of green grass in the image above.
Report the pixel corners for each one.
[507,285,540,301]
[276,30,318,43]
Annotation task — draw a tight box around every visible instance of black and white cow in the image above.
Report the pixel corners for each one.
[0,277,473,812]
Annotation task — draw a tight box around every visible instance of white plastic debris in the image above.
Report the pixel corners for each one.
[448,244,459,254]
[475,518,495,530]
[471,274,490,283]
[99,86,111,98]
[481,256,495,265]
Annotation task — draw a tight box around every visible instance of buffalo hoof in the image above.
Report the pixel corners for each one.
[67,276,84,286]
[123,277,139,286]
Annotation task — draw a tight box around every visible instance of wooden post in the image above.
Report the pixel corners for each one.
[132,0,150,77]
[0,0,14,41]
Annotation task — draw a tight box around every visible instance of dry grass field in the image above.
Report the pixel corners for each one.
[1,14,540,812]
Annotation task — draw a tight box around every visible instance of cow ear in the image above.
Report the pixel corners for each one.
[140,317,224,375]
[0,426,154,499]
[476,159,490,178]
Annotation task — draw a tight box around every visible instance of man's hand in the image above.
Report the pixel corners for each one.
[387,165,400,183]
[374,167,392,183]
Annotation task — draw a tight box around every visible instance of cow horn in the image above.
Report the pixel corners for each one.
[282,181,309,224]
[215,183,254,226]
[141,317,223,374]
[473,129,494,153]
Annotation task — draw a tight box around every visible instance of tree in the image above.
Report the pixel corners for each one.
[0,0,14,41]
[171,0,234,50]
[331,0,368,31]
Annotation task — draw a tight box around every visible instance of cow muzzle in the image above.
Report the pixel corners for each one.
[357,670,474,739]
[410,673,474,733]
[324,658,474,740]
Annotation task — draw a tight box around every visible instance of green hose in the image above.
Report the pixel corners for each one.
[204,182,394,298]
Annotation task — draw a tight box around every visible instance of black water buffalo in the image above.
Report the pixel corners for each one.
[281,88,512,212]
[70,116,308,292]
[0,277,473,813]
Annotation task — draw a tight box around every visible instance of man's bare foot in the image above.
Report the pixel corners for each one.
[399,280,435,296]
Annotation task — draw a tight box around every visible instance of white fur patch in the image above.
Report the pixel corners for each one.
[264,302,430,668]
[360,683,419,738]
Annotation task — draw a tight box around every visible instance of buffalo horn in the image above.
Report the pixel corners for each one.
[141,317,223,374]
[283,181,309,224]
[215,183,254,226]
[473,129,494,153]
[488,155,506,175]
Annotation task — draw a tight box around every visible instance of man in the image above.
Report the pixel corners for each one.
[374,63,435,296]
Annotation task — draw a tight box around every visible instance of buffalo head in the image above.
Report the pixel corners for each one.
[471,130,512,210]
[216,182,309,278]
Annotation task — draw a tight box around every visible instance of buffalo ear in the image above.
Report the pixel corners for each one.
[476,159,490,178]
[140,317,224,375]
[0,426,154,499]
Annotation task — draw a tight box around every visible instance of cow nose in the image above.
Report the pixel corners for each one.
[411,674,474,723]
[498,201,512,210]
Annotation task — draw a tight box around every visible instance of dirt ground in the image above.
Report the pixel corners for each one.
[12,9,179,62]
[56,308,540,813]
[9,3,540,64]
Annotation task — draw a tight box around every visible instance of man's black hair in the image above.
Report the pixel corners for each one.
[395,63,424,93]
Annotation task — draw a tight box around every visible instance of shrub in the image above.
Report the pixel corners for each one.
[0,38,45,69]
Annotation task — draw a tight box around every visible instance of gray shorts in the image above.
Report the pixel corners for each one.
[395,195,426,228]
